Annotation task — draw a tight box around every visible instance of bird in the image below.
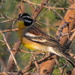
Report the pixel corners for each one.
[17,13,75,67]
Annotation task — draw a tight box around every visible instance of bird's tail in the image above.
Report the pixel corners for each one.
[62,53,75,67]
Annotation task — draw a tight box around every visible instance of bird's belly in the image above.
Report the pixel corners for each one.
[22,37,47,52]
[24,43,40,51]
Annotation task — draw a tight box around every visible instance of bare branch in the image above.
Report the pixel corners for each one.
[6,40,21,71]
[0,28,18,33]
[0,57,7,71]
[22,0,75,10]
[0,72,48,75]
[0,30,20,71]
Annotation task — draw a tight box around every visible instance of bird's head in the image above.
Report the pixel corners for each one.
[18,13,34,28]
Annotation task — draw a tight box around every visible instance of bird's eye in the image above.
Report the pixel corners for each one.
[22,16,31,19]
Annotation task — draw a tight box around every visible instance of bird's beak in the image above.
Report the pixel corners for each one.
[18,17,23,21]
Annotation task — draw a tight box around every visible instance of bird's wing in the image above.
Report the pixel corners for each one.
[24,26,65,51]
[26,35,62,47]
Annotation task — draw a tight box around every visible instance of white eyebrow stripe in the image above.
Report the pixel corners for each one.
[23,16,31,18]
[25,33,36,37]
[24,20,32,23]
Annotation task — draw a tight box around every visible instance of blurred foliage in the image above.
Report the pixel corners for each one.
[0,0,74,75]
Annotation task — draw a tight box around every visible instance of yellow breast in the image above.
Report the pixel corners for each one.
[22,37,46,52]
[17,21,26,39]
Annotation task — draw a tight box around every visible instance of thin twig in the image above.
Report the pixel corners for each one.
[71,28,75,32]
[0,28,18,33]
[0,72,48,75]
[6,40,21,72]
[21,53,51,74]
[31,53,40,73]
[0,13,13,19]
[0,40,5,43]
[22,0,75,10]
[61,64,67,75]
[0,30,20,71]
[0,19,17,23]
[69,31,75,41]
[19,49,31,54]
[0,57,7,71]
[54,58,62,74]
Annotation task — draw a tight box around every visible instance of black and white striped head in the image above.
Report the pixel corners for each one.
[18,13,34,27]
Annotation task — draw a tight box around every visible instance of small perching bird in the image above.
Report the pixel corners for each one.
[17,13,75,67]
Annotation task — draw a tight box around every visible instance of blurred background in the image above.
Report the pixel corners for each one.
[0,0,74,75]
